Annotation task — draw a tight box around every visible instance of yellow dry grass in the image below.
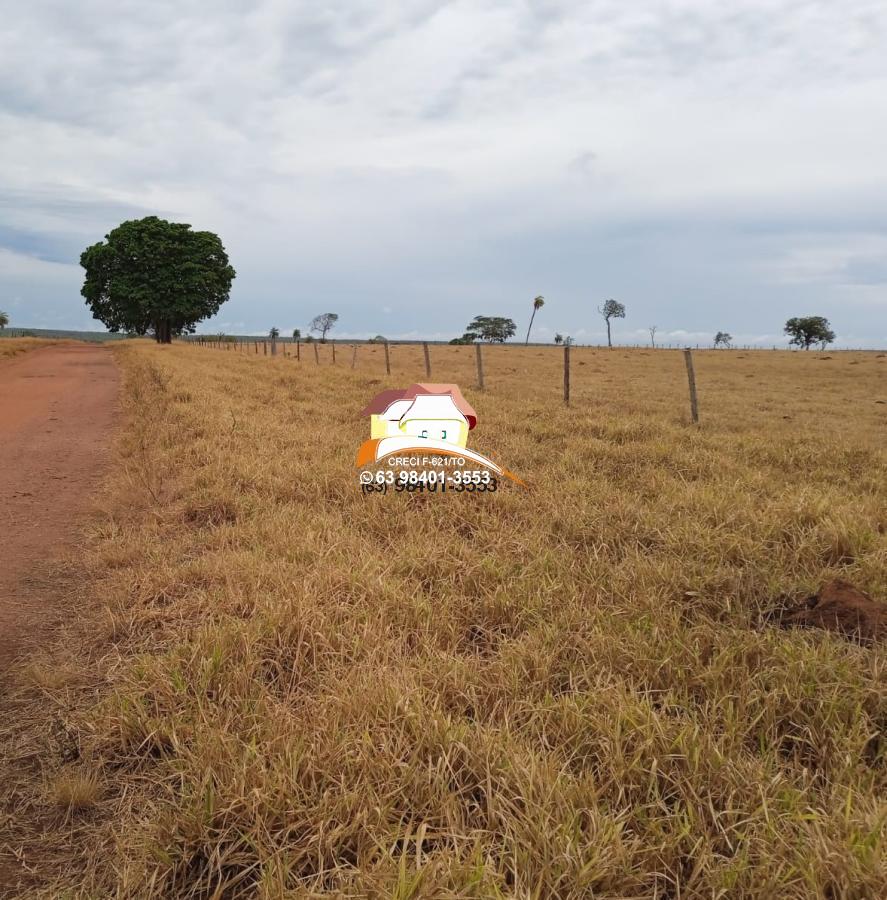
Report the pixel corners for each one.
[33,342,887,896]
[0,337,57,359]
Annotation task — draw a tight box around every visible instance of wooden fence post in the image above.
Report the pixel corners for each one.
[684,348,699,424]
[263,341,267,356]
[271,337,277,356]
[563,343,570,406]
[296,340,300,361]
[331,341,336,364]
[254,341,258,354]
[384,342,391,375]
[423,341,431,379]
[313,342,320,365]
[351,345,358,369]
[475,343,485,390]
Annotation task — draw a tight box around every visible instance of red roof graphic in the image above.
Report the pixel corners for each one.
[359,383,477,429]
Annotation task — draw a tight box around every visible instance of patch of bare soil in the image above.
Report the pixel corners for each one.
[779,579,887,644]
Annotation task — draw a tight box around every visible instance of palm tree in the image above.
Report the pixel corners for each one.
[0,310,8,330]
[524,295,545,344]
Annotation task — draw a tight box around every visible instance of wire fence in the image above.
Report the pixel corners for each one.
[186,335,886,424]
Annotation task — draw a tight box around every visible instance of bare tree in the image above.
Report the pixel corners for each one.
[649,325,658,348]
[310,313,339,343]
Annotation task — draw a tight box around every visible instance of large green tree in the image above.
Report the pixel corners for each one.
[462,315,517,343]
[0,310,8,329]
[80,216,235,343]
[784,316,835,350]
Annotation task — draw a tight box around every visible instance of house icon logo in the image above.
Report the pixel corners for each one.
[356,383,525,486]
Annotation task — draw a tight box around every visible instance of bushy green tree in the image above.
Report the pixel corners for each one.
[462,315,517,343]
[784,316,835,350]
[714,331,732,348]
[0,310,8,329]
[80,216,235,343]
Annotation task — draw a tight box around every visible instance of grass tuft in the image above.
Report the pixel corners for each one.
[50,771,102,814]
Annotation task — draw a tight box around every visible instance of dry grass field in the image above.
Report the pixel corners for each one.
[0,337,57,359]
[16,341,887,897]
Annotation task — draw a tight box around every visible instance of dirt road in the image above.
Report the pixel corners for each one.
[0,343,118,669]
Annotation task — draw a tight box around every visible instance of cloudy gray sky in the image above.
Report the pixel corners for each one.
[2,0,886,346]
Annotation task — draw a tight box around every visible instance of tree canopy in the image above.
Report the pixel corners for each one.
[714,331,732,348]
[80,216,235,343]
[0,310,8,329]
[784,316,835,350]
[461,315,517,343]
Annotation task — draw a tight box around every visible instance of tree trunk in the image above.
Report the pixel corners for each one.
[606,318,612,347]
[525,308,537,345]
[155,320,172,343]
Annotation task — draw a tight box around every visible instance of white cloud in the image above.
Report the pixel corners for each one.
[0,247,79,282]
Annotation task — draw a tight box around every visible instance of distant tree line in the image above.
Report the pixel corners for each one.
[71,217,841,351]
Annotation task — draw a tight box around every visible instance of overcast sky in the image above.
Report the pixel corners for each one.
[2,0,886,346]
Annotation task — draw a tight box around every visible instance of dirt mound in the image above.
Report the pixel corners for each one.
[779,579,886,643]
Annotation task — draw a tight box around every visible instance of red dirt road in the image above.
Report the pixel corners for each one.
[0,344,118,669]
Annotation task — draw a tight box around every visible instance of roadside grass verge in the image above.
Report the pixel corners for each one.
[0,337,57,360]
[26,342,887,897]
